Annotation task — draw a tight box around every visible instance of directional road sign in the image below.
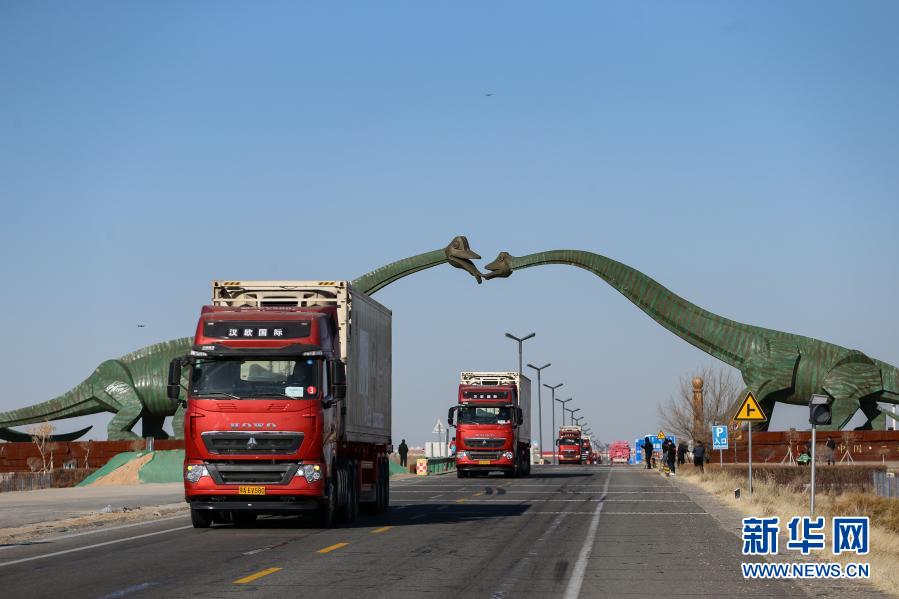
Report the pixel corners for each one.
[712,425,728,450]
[734,391,767,422]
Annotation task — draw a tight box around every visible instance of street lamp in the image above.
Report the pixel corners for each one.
[544,382,563,464]
[527,362,551,463]
[569,408,582,425]
[505,332,535,375]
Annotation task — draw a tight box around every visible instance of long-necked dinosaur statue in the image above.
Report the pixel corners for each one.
[483,250,899,431]
[0,236,485,441]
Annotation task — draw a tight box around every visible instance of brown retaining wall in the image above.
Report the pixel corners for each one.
[0,440,185,473]
[712,429,899,463]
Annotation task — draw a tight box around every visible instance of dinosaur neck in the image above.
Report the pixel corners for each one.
[352,249,446,295]
[509,250,756,367]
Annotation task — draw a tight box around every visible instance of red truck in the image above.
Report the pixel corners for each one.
[609,440,631,464]
[581,436,595,465]
[167,280,392,529]
[557,426,583,464]
[448,372,531,478]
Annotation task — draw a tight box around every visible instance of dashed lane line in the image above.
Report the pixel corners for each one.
[317,542,350,554]
[233,567,282,584]
[371,526,393,534]
[563,466,613,599]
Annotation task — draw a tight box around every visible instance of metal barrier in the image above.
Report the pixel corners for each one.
[418,457,456,475]
[873,471,899,498]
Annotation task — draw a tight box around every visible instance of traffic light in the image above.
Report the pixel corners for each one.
[809,394,832,426]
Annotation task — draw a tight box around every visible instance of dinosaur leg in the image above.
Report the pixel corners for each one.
[141,413,169,439]
[856,397,883,431]
[96,384,143,441]
[826,398,859,431]
[171,403,185,440]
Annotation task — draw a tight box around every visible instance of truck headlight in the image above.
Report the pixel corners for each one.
[456,451,467,458]
[295,464,322,483]
[502,451,514,459]
[184,464,208,483]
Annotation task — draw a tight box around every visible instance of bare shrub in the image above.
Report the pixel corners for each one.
[656,364,741,442]
[26,421,56,473]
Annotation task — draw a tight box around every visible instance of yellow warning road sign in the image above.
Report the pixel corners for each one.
[657,431,666,440]
[734,392,767,422]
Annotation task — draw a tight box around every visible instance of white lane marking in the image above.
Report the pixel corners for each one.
[392,498,694,503]
[0,514,188,550]
[563,469,612,599]
[0,525,193,568]
[390,489,681,494]
[97,582,159,599]
[416,510,708,515]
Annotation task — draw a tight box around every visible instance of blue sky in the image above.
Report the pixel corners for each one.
[1,2,897,447]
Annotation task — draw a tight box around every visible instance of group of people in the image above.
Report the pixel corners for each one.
[642,436,706,474]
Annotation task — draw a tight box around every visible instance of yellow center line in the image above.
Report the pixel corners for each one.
[317,542,350,554]
[371,526,393,534]
[233,567,282,584]
[456,498,467,503]
[472,492,484,497]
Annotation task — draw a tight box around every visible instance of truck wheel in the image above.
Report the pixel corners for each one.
[380,460,390,512]
[317,476,337,528]
[190,508,212,529]
[457,469,467,479]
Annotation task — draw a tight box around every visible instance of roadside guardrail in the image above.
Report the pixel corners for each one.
[416,457,456,475]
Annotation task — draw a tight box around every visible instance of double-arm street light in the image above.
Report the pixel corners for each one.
[544,382,563,465]
[569,408,582,425]
[527,362,551,461]
[505,332,535,375]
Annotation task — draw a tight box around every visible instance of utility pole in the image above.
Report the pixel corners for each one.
[528,362,551,464]
[544,382,563,465]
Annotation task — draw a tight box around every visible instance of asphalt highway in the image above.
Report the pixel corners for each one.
[0,465,840,598]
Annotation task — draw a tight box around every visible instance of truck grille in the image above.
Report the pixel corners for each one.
[466,451,501,460]
[206,463,298,485]
[463,438,505,449]
[202,432,303,455]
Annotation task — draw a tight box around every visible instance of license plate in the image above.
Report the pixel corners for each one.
[238,485,266,495]
[478,460,491,465]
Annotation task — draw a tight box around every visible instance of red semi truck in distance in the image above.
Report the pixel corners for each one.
[447,372,531,478]
[608,440,631,464]
[581,435,595,465]
[167,280,392,529]
[557,425,583,464]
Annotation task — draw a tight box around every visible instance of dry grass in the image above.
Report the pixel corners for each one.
[678,465,899,597]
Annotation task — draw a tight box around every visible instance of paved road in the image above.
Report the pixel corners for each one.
[0,483,184,529]
[0,466,873,598]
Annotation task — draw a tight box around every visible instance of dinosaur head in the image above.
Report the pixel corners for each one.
[444,236,484,284]
[484,251,514,280]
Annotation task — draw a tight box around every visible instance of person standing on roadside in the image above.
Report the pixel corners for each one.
[693,441,706,473]
[666,439,677,475]
[677,440,688,465]
[643,436,653,469]
[398,439,409,467]
[825,436,836,465]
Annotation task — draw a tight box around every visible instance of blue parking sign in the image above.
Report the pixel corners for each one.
[712,425,728,450]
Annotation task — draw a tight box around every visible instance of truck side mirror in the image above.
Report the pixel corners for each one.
[166,358,182,402]
[517,407,524,426]
[447,407,456,427]
[330,361,347,400]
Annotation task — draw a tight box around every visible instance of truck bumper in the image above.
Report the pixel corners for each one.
[189,498,318,512]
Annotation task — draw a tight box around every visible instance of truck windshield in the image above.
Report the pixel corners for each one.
[190,358,319,400]
[559,439,582,447]
[457,407,513,424]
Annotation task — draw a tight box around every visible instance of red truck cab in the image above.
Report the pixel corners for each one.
[557,426,583,464]
[448,372,531,478]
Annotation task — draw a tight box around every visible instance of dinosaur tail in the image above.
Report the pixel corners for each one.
[510,250,769,367]
[0,381,105,430]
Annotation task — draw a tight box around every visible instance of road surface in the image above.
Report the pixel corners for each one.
[0,465,881,598]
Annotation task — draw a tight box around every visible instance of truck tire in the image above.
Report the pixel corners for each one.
[190,508,212,529]
[457,469,467,479]
[380,459,390,512]
[316,475,337,528]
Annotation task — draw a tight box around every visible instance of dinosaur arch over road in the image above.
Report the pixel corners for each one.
[1,239,896,440]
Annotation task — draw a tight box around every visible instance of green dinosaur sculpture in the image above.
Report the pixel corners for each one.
[483,250,899,431]
[0,236,485,441]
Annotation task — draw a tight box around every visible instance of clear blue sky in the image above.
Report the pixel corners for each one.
[1,2,897,447]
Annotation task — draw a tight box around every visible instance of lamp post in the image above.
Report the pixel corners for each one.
[544,382,563,464]
[569,408,582,425]
[505,332,535,375]
[555,397,572,464]
[527,362,551,463]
